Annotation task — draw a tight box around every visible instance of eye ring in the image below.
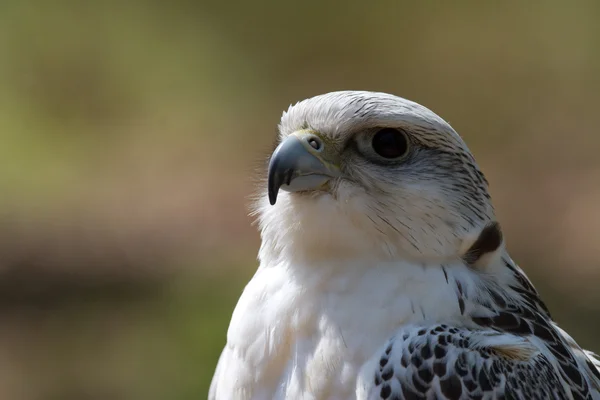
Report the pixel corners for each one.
[371,128,409,159]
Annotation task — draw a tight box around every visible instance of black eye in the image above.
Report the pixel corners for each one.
[371,128,409,159]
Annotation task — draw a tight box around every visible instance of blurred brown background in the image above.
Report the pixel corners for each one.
[0,1,599,399]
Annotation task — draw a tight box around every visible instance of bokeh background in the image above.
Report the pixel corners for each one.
[1,1,599,399]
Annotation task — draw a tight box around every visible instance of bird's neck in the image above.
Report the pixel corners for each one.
[258,222,528,326]
[259,246,511,325]
[255,194,492,267]
[256,200,521,326]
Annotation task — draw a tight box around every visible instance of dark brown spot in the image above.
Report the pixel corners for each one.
[421,344,432,360]
[380,383,391,399]
[434,345,447,358]
[381,367,394,381]
[463,378,477,392]
[374,374,381,386]
[401,354,409,367]
[385,343,393,355]
[463,222,503,266]
[433,361,447,377]
[411,354,423,368]
[418,367,434,383]
[440,375,463,399]
[379,357,388,368]
[478,368,493,391]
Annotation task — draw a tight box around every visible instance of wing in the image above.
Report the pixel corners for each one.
[471,255,600,399]
[357,324,575,400]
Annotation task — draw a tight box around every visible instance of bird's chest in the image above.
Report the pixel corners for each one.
[269,288,411,399]
[229,261,464,399]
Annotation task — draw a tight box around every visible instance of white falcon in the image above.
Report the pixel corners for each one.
[210,91,600,399]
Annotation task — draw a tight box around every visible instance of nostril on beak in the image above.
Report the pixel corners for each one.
[306,136,322,151]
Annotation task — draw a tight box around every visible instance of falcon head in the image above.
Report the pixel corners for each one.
[256,91,497,264]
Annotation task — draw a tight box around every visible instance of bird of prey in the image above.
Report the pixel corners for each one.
[209,91,600,399]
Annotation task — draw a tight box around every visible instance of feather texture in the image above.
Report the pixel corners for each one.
[209,91,600,400]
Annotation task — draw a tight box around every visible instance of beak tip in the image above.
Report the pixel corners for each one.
[267,156,280,206]
[268,190,277,205]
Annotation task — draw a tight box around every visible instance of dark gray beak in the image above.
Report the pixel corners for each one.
[267,131,341,205]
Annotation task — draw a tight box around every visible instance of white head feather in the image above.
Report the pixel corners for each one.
[256,91,496,266]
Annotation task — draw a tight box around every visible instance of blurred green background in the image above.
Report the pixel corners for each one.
[0,1,599,399]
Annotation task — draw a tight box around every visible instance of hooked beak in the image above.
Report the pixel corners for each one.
[267,131,341,205]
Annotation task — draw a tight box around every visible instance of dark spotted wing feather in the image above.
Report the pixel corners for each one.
[363,324,571,400]
[361,256,600,400]
[470,256,597,399]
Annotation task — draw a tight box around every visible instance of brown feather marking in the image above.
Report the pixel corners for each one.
[463,222,503,266]
[491,343,536,362]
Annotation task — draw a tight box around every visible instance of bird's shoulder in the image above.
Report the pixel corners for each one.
[357,323,573,400]
[356,253,600,400]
